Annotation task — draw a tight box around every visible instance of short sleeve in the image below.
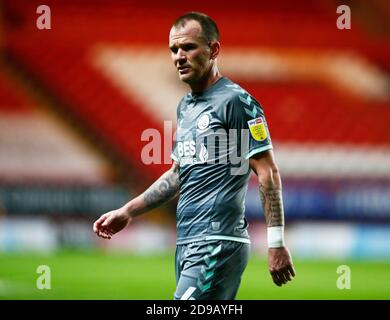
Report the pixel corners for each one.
[227,93,273,159]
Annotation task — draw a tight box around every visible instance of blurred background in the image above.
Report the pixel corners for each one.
[0,0,389,299]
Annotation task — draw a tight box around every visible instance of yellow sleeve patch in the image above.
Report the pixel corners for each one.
[247,117,267,141]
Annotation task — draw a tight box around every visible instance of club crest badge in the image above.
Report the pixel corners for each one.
[197,114,210,130]
[247,117,267,141]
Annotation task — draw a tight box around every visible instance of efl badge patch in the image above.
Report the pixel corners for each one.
[247,117,267,141]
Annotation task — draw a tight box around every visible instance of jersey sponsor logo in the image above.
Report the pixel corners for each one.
[247,117,267,141]
[177,140,196,157]
[197,114,210,131]
[177,140,209,166]
[199,143,209,163]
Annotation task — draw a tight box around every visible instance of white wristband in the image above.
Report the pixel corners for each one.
[267,226,285,248]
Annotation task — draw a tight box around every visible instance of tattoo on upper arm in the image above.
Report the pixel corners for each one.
[259,185,284,227]
[143,165,180,209]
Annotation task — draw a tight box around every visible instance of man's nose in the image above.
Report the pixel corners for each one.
[175,49,186,64]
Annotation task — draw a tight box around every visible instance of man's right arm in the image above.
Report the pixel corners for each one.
[125,161,180,216]
[93,161,180,239]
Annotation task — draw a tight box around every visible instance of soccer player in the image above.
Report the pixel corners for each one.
[93,12,295,300]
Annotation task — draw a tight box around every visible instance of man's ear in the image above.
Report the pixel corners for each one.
[209,41,220,60]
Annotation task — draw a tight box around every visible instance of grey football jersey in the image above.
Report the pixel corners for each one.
[171,77,272,244]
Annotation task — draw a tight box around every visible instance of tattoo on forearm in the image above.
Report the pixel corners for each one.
[143,169,179,210]
[259,185,284,227]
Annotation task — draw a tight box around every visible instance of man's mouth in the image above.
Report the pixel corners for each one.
[178,66,191,74]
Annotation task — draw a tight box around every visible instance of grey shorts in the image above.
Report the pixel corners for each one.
[174,240,250,300]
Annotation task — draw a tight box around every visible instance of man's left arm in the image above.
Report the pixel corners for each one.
[249,150,296,287]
